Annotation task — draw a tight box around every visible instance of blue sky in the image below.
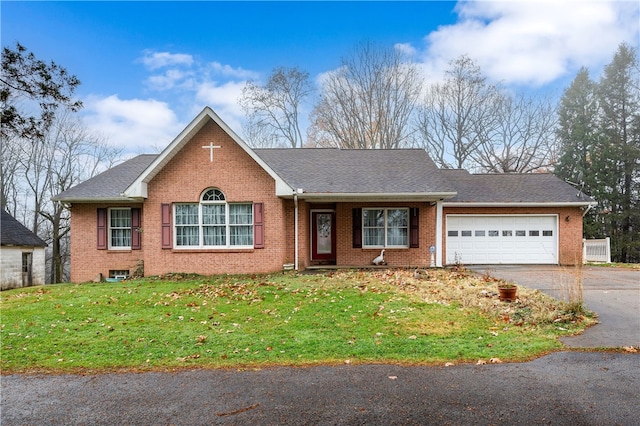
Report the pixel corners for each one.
[2,1,639,153]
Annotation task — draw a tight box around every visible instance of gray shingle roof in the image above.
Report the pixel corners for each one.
[255,148,456,195]
[442,169,595,204]
[54,154,158,202]
[1,211,47,247]
[54,149,594,205]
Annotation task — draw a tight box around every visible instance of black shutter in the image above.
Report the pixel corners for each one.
[352,208,362,248]
[410,207,419,248]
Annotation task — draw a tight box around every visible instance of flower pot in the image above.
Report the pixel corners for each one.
[498,286,517,302]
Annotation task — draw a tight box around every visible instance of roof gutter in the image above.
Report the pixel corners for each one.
[282,192,457,202]
[442,201,598,208]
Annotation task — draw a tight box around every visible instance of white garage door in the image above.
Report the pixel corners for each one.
[446,215,558,265]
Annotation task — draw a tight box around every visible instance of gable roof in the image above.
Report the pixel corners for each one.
[53,155,158,202]
[442,169,596,206]
[123,107,293,199]
[256,148,457,201]
[1,210,47,247]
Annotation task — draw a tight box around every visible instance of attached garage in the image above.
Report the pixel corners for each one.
[445,215,558,265]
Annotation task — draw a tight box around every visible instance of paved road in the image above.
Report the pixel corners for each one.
[468,265,640,348]
[2,352,639,425]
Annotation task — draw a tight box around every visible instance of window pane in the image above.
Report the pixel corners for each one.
[364,228,384,246]
[202,189,225,201]
[461,230,472,237]
[363,209,384,227]
[387,209,407,227]
[529,230,540,236]
[230,225,253,246]
[488,230,499,237]
[203,225,225,246]
[110,209,131,228]
[202,204,225,225]
[111,229,131,247]
[387,227,407,246]
[386,209,408,246]
[516,230,526,236]
[475,230,485,237]
[448,230,458,237]
[543,230,553,236]
[229,204,252,224]
[175,204,198,225]
[502,230,513,237]
[176,226,199,246]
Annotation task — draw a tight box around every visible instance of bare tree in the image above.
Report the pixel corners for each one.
[40,113,121,282]
[240,66,312,148]
[308,41,422,149]
[415,55,502,168]
[472,94,558,173]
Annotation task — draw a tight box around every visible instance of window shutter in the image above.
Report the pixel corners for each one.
[352,208,362,248]
[131,208,142,250]
[410,207,419,248]
[97,208,107,250]
[254,203,264,249]
[161,204,172,249]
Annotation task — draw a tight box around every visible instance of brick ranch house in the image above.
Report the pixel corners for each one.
[54,107,596,282]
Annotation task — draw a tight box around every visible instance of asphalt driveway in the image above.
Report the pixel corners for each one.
[2,352,639,425]
[468,265,640,348]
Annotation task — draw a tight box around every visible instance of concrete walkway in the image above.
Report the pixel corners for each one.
[469,265,640,348]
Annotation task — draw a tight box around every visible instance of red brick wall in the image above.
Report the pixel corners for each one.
[69,203,145,282]
[333,202,436,268]
[442,206,584,265]
[68,119,293,282]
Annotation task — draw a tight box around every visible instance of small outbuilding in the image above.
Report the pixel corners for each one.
[1,210,47,290]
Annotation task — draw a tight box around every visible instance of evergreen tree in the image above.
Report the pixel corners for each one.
[595,43,640,262]
[554,67,602,238]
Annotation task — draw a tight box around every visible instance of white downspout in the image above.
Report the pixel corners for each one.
[435,201,444,267]
[294,192,299,271]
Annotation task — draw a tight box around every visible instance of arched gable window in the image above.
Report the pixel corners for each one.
[174,188,254,248]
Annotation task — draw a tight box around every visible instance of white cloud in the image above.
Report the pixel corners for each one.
[209,61,258,80]
[395,42,417,57]
[140,51,194,70]
[420,0,639,86]
[81,95,184,153]
[194,80,248,131]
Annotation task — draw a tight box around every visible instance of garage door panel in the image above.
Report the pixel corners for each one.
[446,215,558,265]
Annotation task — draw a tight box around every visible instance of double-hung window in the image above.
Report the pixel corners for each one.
[363,208,408,248]
[109,208,132,249]
[175,188,253,248]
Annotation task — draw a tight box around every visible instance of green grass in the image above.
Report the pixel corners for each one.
[1,270,595,373]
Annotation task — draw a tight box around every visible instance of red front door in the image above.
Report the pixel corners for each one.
[311,211,336,262]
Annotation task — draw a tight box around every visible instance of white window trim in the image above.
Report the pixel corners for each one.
[173,190,253,249]
[362,207,409,248]
[108,207,132,250]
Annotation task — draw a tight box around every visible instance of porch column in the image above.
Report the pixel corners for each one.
[435,201,443,267]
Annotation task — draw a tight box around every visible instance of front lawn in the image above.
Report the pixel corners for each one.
[0,269,595,373]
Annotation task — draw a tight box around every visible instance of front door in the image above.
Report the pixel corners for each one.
[311,211,336,262]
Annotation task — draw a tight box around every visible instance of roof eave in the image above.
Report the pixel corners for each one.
[52,196,142,203]
[442,201,598,208]
[281,192,457,202]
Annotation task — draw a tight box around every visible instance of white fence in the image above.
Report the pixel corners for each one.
[583,237,611,263]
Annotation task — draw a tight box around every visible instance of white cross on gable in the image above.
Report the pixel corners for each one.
[202,142,221,162]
